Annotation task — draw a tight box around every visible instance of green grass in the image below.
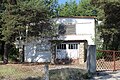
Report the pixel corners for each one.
[0,64,43,80]
[0,66,18,75]
[0,64,92,80]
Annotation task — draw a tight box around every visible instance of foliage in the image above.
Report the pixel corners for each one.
[1,0,56,43]
[8,46,19,62]
[49,68,91,80]
[90,0,120,50]
[0,55,2,61]
[91,0,119,20]
[58,0,77,16]
[77,0,97,16]
[96,52,103,60]
[0,0,59,63]
[98,2,120,50]
[58,0,97,17]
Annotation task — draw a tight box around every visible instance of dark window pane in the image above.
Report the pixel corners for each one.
[69,44,78,49]
[57,44,66,49]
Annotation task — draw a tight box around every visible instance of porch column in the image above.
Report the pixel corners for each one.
[79,42,85,64]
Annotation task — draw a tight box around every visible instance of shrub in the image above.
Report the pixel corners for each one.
[96,52,104,60]
[0,55,2,61]
[8,47,19,62]
[49,68,91,80]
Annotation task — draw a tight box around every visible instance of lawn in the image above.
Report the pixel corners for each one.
[0,64,44,80]
[0,63,91,80]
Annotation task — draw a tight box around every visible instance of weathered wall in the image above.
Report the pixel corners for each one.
[24,42,51,63]
[56,17,96,45]
[25,17,96,63]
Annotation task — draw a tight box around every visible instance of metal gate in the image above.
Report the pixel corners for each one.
[96,50,120,71]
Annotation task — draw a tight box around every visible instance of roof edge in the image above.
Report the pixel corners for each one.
[56,16,96,19]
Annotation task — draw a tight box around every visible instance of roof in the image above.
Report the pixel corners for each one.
[57,16,96,19]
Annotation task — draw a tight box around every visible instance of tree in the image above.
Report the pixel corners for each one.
[58,2,70,16]
[58,0,97,17]
[90,0,120,50]
[77,0,97,16]
[0,0,58,63]
[98,2,120,50]
[90,0,119,20]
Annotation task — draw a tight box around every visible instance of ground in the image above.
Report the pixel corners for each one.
[0,64,44,80]
[0,63,120,80]
[0,63,89,80]
[93,70,120,80]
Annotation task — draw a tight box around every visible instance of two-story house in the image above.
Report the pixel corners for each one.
[24,16,96,65]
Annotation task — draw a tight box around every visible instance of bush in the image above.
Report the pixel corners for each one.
[8,47,19,62]
[49,68,91,80]
[96,52,104,60]
[0,55,2,61]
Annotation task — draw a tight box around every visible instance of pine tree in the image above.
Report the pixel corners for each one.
[1,0,58,63]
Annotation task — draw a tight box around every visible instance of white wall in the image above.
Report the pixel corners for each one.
[25,17,96,62]
[24,42,51,63]
[56,17,96,45]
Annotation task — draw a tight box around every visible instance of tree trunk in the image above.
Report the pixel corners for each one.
[51,45,56,64]
[3,43,8,64]
[1,42,4,61]
[19,45,24,63]
[22,45,24,62]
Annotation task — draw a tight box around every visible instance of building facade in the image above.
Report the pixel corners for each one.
[55,16,96,64]
[24,16,96,65]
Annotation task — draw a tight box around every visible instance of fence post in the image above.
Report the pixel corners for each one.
[113,51,116,71]
[44,63,49,80]
[87,45,96,73]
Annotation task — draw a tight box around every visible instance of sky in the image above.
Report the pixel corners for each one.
[58,0,80,4]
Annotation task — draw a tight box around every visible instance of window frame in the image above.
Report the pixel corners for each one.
[57,43,66,49]
[68,44,78,49]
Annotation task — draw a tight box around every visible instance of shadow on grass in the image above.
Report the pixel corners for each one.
[0,61,5,65]
[93,71,120,80]
[22,68,93,80]
[21,77,42,80]
[49,68,92,80]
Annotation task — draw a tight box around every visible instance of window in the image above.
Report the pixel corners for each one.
[68,44,78,49]
[66,24,76,35]
[58,23,66,35]
[57,44,66,49]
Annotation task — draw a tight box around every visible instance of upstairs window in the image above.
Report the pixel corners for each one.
[58,23,66,35]
[66,24,76,35]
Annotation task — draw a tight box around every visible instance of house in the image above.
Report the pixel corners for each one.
[24,16,96,65]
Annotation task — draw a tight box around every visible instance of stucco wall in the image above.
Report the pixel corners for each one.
[56,17,96,45]
[24,42,51,63]
[25,17,96,63]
